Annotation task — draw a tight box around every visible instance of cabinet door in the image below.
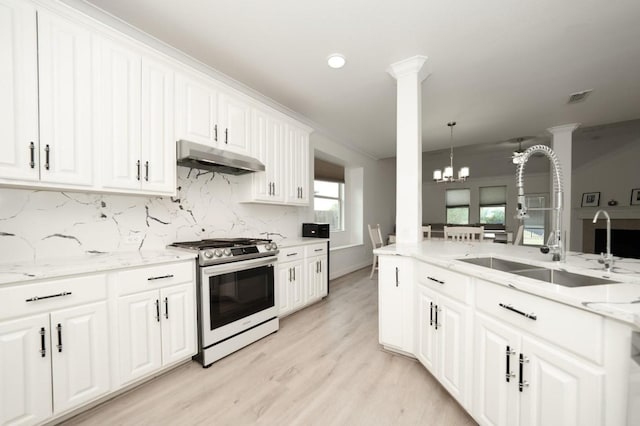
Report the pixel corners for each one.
[117,290,162,385]
[0,0,39,182]
[0,314,52,426]
[141,56,175,194]
[277,265,292,316]
[160,283,196,366]
[437,293,470,407]
[285,125,309,205]
[218,92,251,155]
[306,258,320,302]
[415,285,437,374]
[519,336,604,426]
[291,263,305,311]
[175,72,218,145]
[251,110,285,202]
[50,302,109,415]
[317,256,328,298]
[37,9,93,186]
[97,36,142,191]
[473,312,520,426]
[378,256,412,351]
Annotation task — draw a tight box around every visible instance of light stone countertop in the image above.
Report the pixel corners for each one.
[375,240,640,329]
[278,238,330,248]
[0,250,197,287]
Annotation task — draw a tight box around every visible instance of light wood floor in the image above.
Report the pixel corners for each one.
[63,268,476,426]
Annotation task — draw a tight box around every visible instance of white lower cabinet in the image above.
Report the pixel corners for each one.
[378,256,414,353]
[473,311,604,426]
[416,284,470,408]
[0,277,109,426]
[277,243,328,318]
[117,282,195,386]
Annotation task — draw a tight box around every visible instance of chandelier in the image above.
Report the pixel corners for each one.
[433,121,469,182]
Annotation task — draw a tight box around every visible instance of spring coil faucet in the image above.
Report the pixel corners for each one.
[515,145,565,261]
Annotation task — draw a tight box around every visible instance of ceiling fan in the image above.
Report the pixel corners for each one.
[502,136,548,164]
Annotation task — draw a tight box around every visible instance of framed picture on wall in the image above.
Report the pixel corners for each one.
[581,192,600,207]
[631,188,640,206]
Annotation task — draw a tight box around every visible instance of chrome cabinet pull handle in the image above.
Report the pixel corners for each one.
[505,346,516,382]
[395,267,399,287]
[499,303,537,321]
[225,128,228,144]
[164,297,169,319]
[155,299,160,322]
[314,248,323,252]
[40,327,46,357]
[147,274,174,281]
[293,268,295,281]
[136,160,141,181]
[214,124,218,141]
[44,144,50,170]
[286,252,298,257]
[57,323,63,353]
[429,302,433,326]
[26,291,72,302]
[29,142,35,168]
[434,304,439,330]
[519,354,530,392]
[289,268,292,282]
[145,161,149,181]
[427,276,445,285]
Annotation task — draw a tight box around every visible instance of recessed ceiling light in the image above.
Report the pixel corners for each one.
[327,54,346,69]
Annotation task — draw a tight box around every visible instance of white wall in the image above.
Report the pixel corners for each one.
[307,133,396,279]
[571,120,640,251]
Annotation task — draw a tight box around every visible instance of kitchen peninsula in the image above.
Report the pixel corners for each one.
[375,240,640,425]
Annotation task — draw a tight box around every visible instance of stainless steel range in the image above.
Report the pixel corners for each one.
[168,238,279,367]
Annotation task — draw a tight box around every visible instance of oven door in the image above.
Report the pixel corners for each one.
[200,256,277,347]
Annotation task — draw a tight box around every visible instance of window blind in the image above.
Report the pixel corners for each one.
[314,158,345,183]
[446,189,470,207]
[479,186,507,205]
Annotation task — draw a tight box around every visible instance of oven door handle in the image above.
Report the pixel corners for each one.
[201,255,277,276]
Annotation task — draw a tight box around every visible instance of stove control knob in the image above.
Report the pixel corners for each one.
[270,242,277,250]
[223,248,232,256]
[203,250,214,259]
[213,249,223,257]
[265,243,272,250]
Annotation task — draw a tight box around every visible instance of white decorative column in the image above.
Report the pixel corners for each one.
[388,56,430,244]
[548,123,580,250]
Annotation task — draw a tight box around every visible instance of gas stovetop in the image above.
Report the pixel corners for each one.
[168,238,278,266]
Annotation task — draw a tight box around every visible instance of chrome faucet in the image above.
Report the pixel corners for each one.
[515,145,565,261]
[592,210,614,272]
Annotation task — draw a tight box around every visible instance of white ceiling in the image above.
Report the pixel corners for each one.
[82,0,640,159]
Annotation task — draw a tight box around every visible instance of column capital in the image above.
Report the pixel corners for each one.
[547,123,580,135]
[387,55,430,82]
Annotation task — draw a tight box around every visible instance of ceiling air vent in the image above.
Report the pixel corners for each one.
[567,89,593,104]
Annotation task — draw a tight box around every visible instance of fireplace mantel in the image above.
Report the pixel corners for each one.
[575,206,640,220]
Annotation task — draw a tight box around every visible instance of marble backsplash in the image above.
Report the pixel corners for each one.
[0,168,303,263]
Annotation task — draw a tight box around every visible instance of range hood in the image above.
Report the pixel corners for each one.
[176,140,265,175]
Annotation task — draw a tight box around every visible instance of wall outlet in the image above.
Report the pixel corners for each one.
[125,233,143,245]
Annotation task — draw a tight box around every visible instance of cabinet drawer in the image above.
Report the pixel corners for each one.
[475,279,604,365]
[116,261,194,296]
[416,262,471,303]
[304,242,327,257]
[278,246,304,263]
[0,274,106,321]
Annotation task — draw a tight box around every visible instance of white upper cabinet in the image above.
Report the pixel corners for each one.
[250,109,285,203]
[37,8,94,187]
[97,32,176,195]
[218,92,252,155]
[175,71,219,146]
[0,0,39,182]
[175,70,252,156]
[285,125,310,205]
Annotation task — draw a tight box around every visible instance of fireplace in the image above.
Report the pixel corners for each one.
[583,218,640,259]
[594,229,640,259]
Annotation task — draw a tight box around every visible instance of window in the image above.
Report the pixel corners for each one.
[314,180,344,231]
[479,186,507,226]
[446,189,470,224]
[522,195,546,246]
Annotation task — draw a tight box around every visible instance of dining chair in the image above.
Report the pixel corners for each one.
[422,225,432,240]
[368,224,384,279]
[513,224,524,245]
[443,226,484,241]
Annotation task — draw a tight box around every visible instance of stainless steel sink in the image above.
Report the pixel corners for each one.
[458,257,542,272]
[511,268,619,287]
[457,256,620,287]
